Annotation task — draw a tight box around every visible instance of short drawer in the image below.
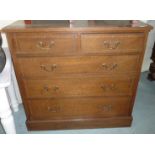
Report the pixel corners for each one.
[13,33,77,55]
[23,76,134,99]
[18,55,139,77]
[27,97,131,120]
[81,33,144,53]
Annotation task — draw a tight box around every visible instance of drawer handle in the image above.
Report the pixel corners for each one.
[36,41,55,50]
[102,63,118,70]
[103,41,120,49]
[101,84,116,91]
[53,86,59,92]
[98,104,112,112]
[43,86,59,92]
[40,64,57,72]
[47,106,60,113]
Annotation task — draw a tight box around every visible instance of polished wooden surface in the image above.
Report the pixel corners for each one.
[17,55,139,77]
[3,20,152,130]
[2,20,152,32]
[81,33,144,52]
[26,117,132,130]
[27,97,130,120]
[12,33,77,54]
[23,76,134,98]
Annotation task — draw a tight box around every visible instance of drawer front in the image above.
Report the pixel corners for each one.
[13,33,77,54]
[23,76,134,99]
[27,97,131,120]
[18,55,139,77]
[81,33,144,53]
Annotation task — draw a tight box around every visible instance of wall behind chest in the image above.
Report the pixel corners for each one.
[0,20,16,47]
[142,20,155,71]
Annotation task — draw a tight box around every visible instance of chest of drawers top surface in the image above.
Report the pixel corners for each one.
[2,20,152,32]
[3,20,152,131]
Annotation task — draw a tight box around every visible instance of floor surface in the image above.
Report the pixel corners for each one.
[0,72,155,134]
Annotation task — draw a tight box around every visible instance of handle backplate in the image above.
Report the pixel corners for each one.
[103,40,120,49]
[36,41,55,50]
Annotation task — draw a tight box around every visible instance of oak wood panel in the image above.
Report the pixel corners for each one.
[2,20,152,33]
[23,76,134,99]
[128,31,151,115]
[17,55,140,78]
[3,20,152,131]
[81,33,144,53]
[26,116,132,130]
[12,33,77,54]
[27,97,131,120]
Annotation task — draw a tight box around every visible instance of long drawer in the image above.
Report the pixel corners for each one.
[23,76,134,99]
[81,33,144,53]
[27,97,131,120]
[17,55,139,77]
[13,33,77,54]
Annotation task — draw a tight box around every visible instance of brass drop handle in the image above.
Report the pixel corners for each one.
[102,63,108,69]
[43,86,59,92]
[53,86,59,92]
[47,106,60,112]
[98,104,112,112]
[43,86,50,92]
[103,41,120,49]
[102,63,118,70]
[101,84,116,91]
[36,41,55,50]
[40,64,57,72]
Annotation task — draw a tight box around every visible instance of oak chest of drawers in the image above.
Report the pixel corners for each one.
[3,20,152,130]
